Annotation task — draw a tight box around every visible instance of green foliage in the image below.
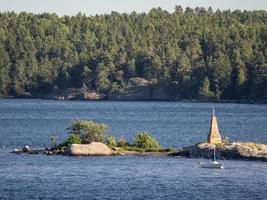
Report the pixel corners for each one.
[68,120,107,144]
[198,76,215,100]
[143,147,176,152]
[105,136,117,148]
[122,146,145,153]
[121,146,175,153]
[96,62,111,93]
[0,10,266,100]
[66,134,81,145]
[134,132,160,149]
[165,147,176,152]
[0,44,10,96]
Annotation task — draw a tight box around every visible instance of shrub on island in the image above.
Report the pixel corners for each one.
[134,132,160,149]
[105,136,117,148]
[54,120,175,155]
[68,120,107,144]
[163,147,176,152]
[66,134,81,145]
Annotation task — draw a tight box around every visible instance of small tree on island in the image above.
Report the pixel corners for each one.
[105,136,117,148]
[134,132,159,149]
[66,134,81,145]
[68,120,107,144]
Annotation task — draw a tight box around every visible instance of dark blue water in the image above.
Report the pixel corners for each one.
[0,99,267,200]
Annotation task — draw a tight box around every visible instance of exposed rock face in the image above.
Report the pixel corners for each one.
[109,86,153,100]
[44,88,105,100]
[109,77,173,101]
[170,142,267,161]
[128,77,152,87]
[69,142,115,156]
[41,78,175,101]
[76,91,105,100]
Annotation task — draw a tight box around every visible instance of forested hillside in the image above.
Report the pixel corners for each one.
[0,6,266,100]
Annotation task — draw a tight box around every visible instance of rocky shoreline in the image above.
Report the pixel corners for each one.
[11,143,172,157]
[169,142,267,162]
[4,92,266,104]
[10,107,267,161]
[2,77,266,104]
[11,142,267,162]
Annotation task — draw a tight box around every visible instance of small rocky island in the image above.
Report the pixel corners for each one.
[170,142,267,162]
[170,109,267,161]
[13,120,175,156]
[12,110,267,162]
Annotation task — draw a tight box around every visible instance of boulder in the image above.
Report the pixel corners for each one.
[12,148,20,153]
[82,91,105,100]
[23,145,30,153]
[109,86,153,100]
[128,77,152,87]
[108,78,155,100]
[69,142,115,156]
[44,88,105,100]
[108,78,175,101]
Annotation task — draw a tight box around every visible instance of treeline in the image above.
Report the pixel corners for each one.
[0,6,266,100]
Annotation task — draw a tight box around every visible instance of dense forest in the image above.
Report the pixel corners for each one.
[0,6,266,100]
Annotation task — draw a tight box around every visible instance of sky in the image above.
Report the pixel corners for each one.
[0,0,266,16]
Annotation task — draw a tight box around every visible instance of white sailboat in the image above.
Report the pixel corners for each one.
[200,148,224,169]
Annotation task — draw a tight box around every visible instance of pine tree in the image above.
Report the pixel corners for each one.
[95,62,110,93]
[198,76,214,100]
[0,9,265,100]
[0,44,11,96]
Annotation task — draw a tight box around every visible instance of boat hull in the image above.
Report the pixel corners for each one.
[200,162,224,169]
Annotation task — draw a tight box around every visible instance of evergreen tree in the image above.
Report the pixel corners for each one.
[198,76,214,100]
[95,62,110,93]
[0,8,265,100]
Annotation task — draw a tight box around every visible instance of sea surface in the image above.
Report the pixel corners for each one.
[0,99,267,200]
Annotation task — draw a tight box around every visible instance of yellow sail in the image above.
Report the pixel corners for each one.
[207,108,222,144]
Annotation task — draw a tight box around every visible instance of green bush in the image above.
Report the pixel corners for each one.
[68,120,107,144]
[66,134,81,145]
[143,147,176,152]
[134,132,159,149]
[117,136,126,147]
[105,136,117,148]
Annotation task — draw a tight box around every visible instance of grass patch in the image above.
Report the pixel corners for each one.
[121,146,176,153]
[161,147,176,152]
[122,146,145,153]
